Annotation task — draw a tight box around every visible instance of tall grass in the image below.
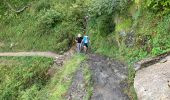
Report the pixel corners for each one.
[35,54,86,100]
[0,56,53,99]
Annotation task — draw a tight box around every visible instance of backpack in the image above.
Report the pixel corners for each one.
[83,36,89,44]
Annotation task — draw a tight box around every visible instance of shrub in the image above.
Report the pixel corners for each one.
[89,0,130,16]
[97,15,115,36]
[37,10,63,35]
[144,0,170,15]
[34,0,51,12]
[151,14,170,55]
[0,57,53,99]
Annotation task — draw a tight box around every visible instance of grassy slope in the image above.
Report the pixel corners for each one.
[35,54,86,100]
[0,54,87,100]
[0,56,53,100]
[0,1,92,99]
[0,0,74,53]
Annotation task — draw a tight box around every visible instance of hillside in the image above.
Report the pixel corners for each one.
[0,0,170,100]
[1,0,170,59]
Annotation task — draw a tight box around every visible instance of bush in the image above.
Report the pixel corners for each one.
[0,57,53,99]
[19,85,39,100]
[37,10,63,35]
[151,14,170,55]
[89,0,130,16]
[97,15,115,36]
[144,0,170,15]
[34,0,51,12]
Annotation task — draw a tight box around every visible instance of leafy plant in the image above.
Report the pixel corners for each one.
[0,57,53,100]
[144,0,170,15]
[97,15,115,36]
[34,0,51,12]
[37,10,63,35]
[35,54,86,100]
[89,0,130,16]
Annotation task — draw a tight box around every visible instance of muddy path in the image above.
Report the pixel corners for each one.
[88,54,129,100]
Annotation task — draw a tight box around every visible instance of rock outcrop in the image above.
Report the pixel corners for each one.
[134,55,170,100]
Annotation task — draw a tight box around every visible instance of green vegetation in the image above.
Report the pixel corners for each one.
[1,0,170,99]
[0,0,169,59]
[0,54,86,100]
[83,63,93,100]
[126,65,138,100]
[0,0,82,52]
[87,0,170,99]
[34,54,86,100]
[0,56,53,100]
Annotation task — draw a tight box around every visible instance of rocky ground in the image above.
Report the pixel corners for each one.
[134,55,170,100]
[88,54,129,100]
[66,54,130,100]
[66,62,89,100]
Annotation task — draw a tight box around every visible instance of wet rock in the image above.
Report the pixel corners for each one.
[88,54,129,100]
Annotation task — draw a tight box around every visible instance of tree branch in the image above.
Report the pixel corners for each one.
[5,0,30,13]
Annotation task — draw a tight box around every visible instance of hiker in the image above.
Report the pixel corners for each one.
[82,34,90,53]
[75,34,83,53]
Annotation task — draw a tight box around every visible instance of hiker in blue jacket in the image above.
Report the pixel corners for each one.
[82,34,90,53]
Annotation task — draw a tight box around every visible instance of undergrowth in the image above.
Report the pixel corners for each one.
[0,0,82,53]
[0,56,53,100]
[83,63,93,100]
[35,54,86,100]
[0,54,86,100]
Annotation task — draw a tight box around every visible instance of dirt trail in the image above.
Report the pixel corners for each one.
[66,62,89,100]
[88,54,129,100]
[0,52,59,58]
[66,53,129,100]
[0,50,75,71]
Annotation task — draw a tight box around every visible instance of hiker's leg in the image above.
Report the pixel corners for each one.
[86,47,88,53]
[78,43,81,53]
[76,43,79,52]
[84,43,88,53]
[84,46,87,53]
[80,43,82,52]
